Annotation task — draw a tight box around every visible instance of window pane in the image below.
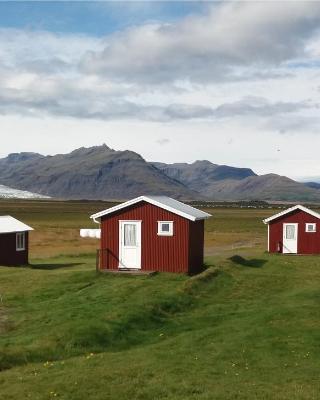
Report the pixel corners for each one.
[16,233,25,250]
[307,224,316,232]
[286,225,295,239]
[161,223,170,232]
[124,224,137,246]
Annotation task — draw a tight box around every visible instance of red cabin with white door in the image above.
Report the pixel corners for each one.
[263,205,320,254]
[90,195,211,274]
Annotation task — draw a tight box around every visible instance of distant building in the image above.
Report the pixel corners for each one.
[263,205,320,254]
[91,196,211,274]
[0,216,33,265]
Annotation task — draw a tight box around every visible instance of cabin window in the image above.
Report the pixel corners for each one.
[16,232,25,251]
[124,223,137,246]
[157,221,173,236]
[306,223,316,233]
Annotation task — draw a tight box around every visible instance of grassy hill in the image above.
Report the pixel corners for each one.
[0,201,320,399]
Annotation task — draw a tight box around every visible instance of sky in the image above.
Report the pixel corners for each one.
[0,1,320,181]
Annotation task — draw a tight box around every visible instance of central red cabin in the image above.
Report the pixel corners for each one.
[263,205,320,254]
[91,196,211,274]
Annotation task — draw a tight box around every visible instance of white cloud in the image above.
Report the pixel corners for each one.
[0,28,103,69]
[0,2,320,180]
[81,2,320,83]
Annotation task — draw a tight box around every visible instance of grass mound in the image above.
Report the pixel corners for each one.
[1,250,320,398]
[0,262,222,371]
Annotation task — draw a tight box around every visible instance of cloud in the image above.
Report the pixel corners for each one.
[81,2,320,83]
[213,97,315,119]
[266,115,320,135]
[164,104,214,119]
[0,2,319,126]
[0,82,313,122]
[0,28,102,72]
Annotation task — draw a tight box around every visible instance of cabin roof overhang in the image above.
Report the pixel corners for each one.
[0,215,34,233]
[90,195,211,222]
[263,204,320,224]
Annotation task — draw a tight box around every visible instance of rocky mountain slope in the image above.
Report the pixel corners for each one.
[304,182,320,190]
[152,161,256,192]
[153,161,320,202]
[0,145,196,200]
[0,145,319,202]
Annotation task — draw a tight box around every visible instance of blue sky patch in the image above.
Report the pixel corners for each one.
[0,1,207,36]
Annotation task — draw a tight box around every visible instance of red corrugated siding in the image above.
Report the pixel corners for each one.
[100,201,204,273]
[0,232,29,266]
[188,220,204,274]
[269,209,320,254]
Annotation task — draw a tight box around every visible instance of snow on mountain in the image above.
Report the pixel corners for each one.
[0,185,50,199]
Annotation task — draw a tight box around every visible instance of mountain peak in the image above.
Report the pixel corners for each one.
[192,160,217,167]
[69,144,114,156]
[6,152,43,162]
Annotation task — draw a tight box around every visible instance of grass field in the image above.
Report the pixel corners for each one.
[0,200,320,399]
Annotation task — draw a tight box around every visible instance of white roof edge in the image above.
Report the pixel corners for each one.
[90,195,211,222]
[0,215,34,233]
[263,204,320,224]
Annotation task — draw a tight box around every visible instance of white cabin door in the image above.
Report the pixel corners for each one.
[283,223,298,254]
[119,221,141,268]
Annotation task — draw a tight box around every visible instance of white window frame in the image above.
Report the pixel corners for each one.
[157,221,173,236]
[305,223,316,233]
[16,232,26,251]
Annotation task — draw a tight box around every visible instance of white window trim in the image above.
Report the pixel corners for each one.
[305,223,316,233]
[16,232,26,251]
[157,221,173,236]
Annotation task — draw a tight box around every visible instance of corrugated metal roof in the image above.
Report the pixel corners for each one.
[263,204,320,224]
[0,216,33,233]
[91,195,211,222]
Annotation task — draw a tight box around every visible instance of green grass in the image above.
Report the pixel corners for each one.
[0,201,320,399]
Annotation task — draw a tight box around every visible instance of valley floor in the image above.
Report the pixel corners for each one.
[0,201,319,399]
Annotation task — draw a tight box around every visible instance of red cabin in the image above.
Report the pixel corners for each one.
[91,196,211,274]
[0,216,33,266]
[263,205,320,254]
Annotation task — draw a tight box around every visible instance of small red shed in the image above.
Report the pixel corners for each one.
[0,216,33,266]
[263,205,320,254]
[91,196,211,274]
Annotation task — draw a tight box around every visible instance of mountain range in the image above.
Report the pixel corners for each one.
[0,146,196,200]
[0,144,319,202]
